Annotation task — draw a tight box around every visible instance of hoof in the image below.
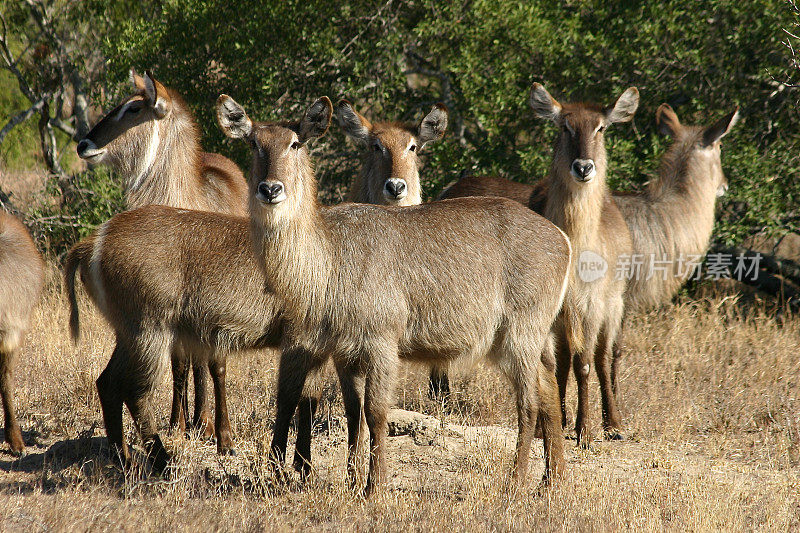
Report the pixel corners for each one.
[217,446,237,456]
[604,429,625,441]
[144,435,171,477]
[576,431,592,450]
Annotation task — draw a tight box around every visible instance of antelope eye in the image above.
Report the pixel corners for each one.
[409,144,417,152]
[373,142,382,152]
[126,106,141,115]
[597,125,606,133]
[291,141,301,150]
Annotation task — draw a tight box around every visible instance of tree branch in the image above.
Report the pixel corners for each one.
[0,98,46,145]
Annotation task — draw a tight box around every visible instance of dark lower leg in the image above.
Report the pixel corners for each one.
[538,367,565,483]
[270,349,311,472]
[511,398,536,488]
[208,360,233,454]
[335,364,365,489]
[573,353,591,448]
[293,394,318,479]
[127,391,169,475]
[0,351,24,454]
[555,342,571,429]
[192,361,215,439]
[96,350,129,466]
[363,360,394,497]
[169,356,189,434]
[595,337,624,434]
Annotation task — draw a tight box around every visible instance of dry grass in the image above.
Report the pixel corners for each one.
[1,264,798,532]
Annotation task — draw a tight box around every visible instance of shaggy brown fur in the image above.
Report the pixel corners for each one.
[64,97,445,477]
[442,84,638,446]
[439,104,738,429]
[64,207,283,470]
[611,104,738,392]
[218,95,572,496]
[336,99,452,398]
[76,70,249,440]
[0,211,44,455]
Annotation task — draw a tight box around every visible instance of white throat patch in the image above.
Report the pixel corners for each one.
[130,120,160,192]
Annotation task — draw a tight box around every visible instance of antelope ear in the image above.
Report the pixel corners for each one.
[418,103,448,148]
[130,68,145,92]
[298,96,333,143]
[336,100,372,143]
[216,94,252,139]
[605,87,639,124]
[143,70,171,118]
[529,83,562,122]
[702,107,739,147]
[656,104,682,137]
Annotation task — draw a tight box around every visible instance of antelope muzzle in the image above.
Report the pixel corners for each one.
[256,181,287,205]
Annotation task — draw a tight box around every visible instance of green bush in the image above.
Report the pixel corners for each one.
[26,167,125,257]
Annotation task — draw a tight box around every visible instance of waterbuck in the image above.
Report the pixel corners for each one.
[610,104,739,392]
[440,104,738,403]
[336,99,447,206]
[217,95,572,495]
[442,84,639,446]
[64,98,447,476]
[335,99,452,398]
[0,211,44,455]
[75,70,249,439]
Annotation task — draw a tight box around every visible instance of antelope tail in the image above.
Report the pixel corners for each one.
[64,238,93,342]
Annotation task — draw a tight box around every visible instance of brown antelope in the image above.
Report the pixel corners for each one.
[0,211,44,455]
[336,99,447,206]
[217,95,571,496]
[64,99,447,476]
[442,84,638,446]
[611,104,739,392]
[440,104,738,406]
[335,99,452,398]
[75,70,249,440]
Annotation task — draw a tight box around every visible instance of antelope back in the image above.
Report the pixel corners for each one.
[336,101,447,206]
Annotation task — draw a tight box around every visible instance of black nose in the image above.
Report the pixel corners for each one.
[385,180,406,198]
[571,160,595,180]
[76,139,89,155]
[258,181,284,201]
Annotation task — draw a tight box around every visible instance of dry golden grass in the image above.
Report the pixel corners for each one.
[1,264,798,532]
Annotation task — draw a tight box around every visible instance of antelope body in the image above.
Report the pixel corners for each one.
[0,211,44,455]
[218,95,571,495]
[76,70,249,438]
[65,98,446,474]
[440,102,738,427]
[610,104,738,391]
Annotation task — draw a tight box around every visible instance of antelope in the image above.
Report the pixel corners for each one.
[65,99,448,476]
[335,99,452,398]
[442,84,639,446]
[611,104,739,392]
[75,70,249,440]
[439,104,738,408]
[0,211,44,456]
[217,95,572,496]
